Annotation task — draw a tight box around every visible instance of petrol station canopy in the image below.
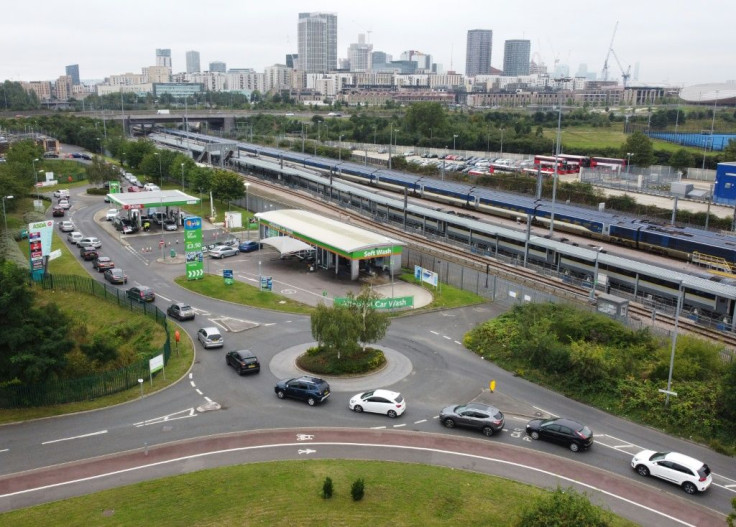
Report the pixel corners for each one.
[106,190,201,210]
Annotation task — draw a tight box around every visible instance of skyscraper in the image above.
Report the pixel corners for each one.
[186,51,200,74]
[65,64,80,86]
[156,49,172,69]
[209,61,227,73]
[297,12,337,73]
[502,40,531,76]
[348,34,373,72]
[465,30,493,77]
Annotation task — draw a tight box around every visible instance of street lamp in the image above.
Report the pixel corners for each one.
[664,280,684,406]
[338,134,344,162]
[97,137,101,155]
[589,247,603,301]
[154,152,162,186]
[500,128,505,156]
[453,134,459,153]
[32,158,39,187]
[549,104,563,236]
[180,163,185,190]
[244,182,251,239]
[625,152,634,178]
[2,195,13,232]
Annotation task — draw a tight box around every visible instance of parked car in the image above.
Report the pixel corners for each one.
[67,231,84,245]
[126,286,155,303]
[105,209,118,221]
[274,376,330,406]
[226,350,260,375]
[631,450,712,494]
[349,389,405,418]
[92,256,115,272]
[525,417,593,452]
[143,183,160,191]
[163,219,178,231]
[52,205,65,217]
[59,221,75,232]
[197,327,224,348]
[79,245,99,261]
[78,236,101,249]
[209,245,239,259]
[439,403,505,437]
[238,240,261,253]
[167,303,195,321]
[126,186,141,193]
[57,199,71,210]
[104,268,128,284]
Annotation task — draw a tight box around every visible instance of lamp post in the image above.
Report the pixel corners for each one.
[180,163,185,190]
[453,134,459,153]
[97,137,101,155]
[244,182,251,239]
[32,158,39,188]
[549,104,562,236]
[664,280,684,406]
[589,247,603,301]
[154,152,162,186]
[2,195,13,232]
[338,134,344,162]
[625,152,634,178]
[500,128,505,156]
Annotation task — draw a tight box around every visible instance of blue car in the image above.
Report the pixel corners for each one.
[238,240,261,253]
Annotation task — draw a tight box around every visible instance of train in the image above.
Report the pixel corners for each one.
[155,129,736,277]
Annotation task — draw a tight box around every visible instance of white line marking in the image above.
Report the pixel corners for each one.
[0,449,8,453]
[204,396,213,403]
[190,381,196,388]
[42,430,108,445]
[157,295,171,302]
[531,405,558,418]
[442,335,451,340]
[263,323,276,326]
[195,389,202,395]
[454,340,462,345]
[370,426,387,429]
[393,424,406,428]
[189,373,193,380]
[0,442,699,526]
[414,419,427,424]
[430,331,440,335]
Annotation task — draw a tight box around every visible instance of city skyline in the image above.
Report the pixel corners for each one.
[2,0,733,86]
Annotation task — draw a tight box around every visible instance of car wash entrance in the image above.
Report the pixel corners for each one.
[255,209,404,280]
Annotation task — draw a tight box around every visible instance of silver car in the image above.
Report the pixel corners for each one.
[208,245,239,259]
[197,327,223,348]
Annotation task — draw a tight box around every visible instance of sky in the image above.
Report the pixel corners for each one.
[2,0,733,87]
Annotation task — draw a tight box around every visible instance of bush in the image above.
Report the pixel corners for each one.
[516,487,612,527]
[351,478,365,501]
[322,476,333,499]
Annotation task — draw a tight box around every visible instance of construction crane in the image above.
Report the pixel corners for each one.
[601,21,632,87]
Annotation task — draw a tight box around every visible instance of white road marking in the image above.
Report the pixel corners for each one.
[454,340,462,345]
[195,389,202,395]
[442,335,451,340]
[204,396,213,403]
[298,449,316,455]
[190,381,196,388]
[0,449,9,453]
[414,419,427,424]
[296,434,314,441]
[531,405,558,417]
[430,331,440,335]
[42,430,108,445]
[370,426,387,429]
[393,424,406,428]
[189,373,193,379]
[133,408,197,428]
[157,294,171,302]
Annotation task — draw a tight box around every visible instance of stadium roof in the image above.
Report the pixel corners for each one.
[679,83,736,104]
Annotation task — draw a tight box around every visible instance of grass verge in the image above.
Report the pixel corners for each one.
[0,460,638,527]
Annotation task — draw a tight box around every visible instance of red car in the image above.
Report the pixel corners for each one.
[127,186,140,192]
[92,256,115,272]
[52,206,65,217]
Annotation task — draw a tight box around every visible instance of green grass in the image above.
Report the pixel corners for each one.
[0,460,638,527]
[174,273,315,314]
[543,125,709,155]
[399,272,487,311]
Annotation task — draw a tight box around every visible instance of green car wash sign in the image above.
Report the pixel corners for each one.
[184,216,204,280]
[334,296,414,310]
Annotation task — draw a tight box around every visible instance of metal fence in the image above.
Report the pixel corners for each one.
[0,274,171,408]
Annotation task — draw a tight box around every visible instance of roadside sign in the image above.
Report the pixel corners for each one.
[184,216,204,280]
[223,269,234,285]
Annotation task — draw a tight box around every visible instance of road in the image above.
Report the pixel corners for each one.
[0,185,733,525]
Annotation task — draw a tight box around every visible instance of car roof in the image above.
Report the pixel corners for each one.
[546,417,586,429]
[464,402,500,413]
[201,326,220,333]
[232,349,256,357]
[369,389,401,399]
[662,452,706,469]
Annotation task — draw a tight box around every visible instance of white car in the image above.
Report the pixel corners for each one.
[78,236,102,249]
[209,245,239,259]
[67,231,83,245]
[105,209,118,221]
[53,189,69,198]
[58,199,71,210]
[59,221,75,232]
[348,389,405,418]
[631,450,712,494]
[143,183,160,191]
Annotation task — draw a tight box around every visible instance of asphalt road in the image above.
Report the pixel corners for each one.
[0,185,734,525]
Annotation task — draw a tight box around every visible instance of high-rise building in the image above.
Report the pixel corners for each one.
[285,54,298,69]
[186,51,200,74]
[209,61,227,73]
[347,34,373,72]
[297,12,337,73]
[156,49,172,69]
[465,30,493,77]
[502,40,531,76]
[65,64,80,86]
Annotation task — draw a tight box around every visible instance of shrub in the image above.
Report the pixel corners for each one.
[351,478,365,501]
[516,486,612,527]
[322,476,333,499]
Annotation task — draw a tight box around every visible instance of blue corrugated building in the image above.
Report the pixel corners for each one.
[714,162,736,206]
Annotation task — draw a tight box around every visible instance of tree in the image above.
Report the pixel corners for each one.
[621,131,655,168]
[210,169,245,205]
[516,487,612,527]
[723,139,736,162]
[346,286,391,349]
[85,156,119,186]
[310,303,362,358]
[404,102,447,138]
[669,148,694,176]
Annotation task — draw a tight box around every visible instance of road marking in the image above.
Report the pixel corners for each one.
[531,405,558,417]
[442,335,451,340]
[189,373,193,380]
[133,408,197,428]
[430,331,439,335]
[393,424,406,428]
[42,430,108,445]
[370,426,387,429]
[157,294,171,302]
[204,396,213,403]
[414,419,427,424]
[195,389,202,395]
[263,323,277,326]
[298,449,316,455]
[454,340,462,345]
[0,442,700,526]
[0,449,8,453]
[296,434,314,441]
[190,381,196,388]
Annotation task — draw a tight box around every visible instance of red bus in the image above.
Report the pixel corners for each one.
[533,155,571,175]
[558,154,590,171]
[468,167,494,176]
[590,156,626,170]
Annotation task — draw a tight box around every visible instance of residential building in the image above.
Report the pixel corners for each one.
[186,51,200,74]
[22,81,52,100]
[465,30,493,77]
[347,34,372,72]
[143,66,172,84]
[297,12,337,73]
[156,49,172,69]
[264,64,291,93]
[65,64,80,86]
[209,61,227,73]
[502,40,531,76]
[153,83,204,99]
[55,75,72,100]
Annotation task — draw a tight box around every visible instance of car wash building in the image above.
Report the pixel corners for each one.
[255,209,404,280]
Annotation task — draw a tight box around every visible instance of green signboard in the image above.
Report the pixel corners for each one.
[334,295,414,310]
[184,216,204,280]
[109,181,120,194]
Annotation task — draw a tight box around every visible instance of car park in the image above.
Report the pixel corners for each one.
[52,206,65,217]
[126,286,155,303]
[631,450,712,494]
[105,209,118,221]
[439,403,504,437]
[59,221,75,232]
[197,327,224,348]
[225,350,260,375]
[67,231,83,244]
[238,240,261,253]
[274,376,330,406]
[348,389,405,418]
[104,268,128,284]
[78,236,101,249]
[79,245,99,261]
[209,245,239,259]
[92,256,115,272]
[525,417,593,452]
[167,303,195,321]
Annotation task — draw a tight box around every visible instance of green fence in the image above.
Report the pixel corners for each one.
[0,274,171,408]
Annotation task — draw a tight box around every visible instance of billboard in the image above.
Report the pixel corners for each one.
[28,220,54,281]
[184,216,204,280]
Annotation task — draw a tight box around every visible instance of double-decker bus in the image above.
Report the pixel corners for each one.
[557,154,590,172]
[533,155,572,175]
[589,156,626,170]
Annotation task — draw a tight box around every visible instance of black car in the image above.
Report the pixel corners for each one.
[79,245,99,261]
[439,403,505,437]
[167,303,195,321]
[525,417,594,452]
[126,286,155,303]
[274,376,330,406]
[226,350,260,375]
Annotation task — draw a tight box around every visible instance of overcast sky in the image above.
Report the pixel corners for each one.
[3,0,732,86]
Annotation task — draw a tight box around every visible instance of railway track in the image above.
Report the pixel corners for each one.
[246,175,736,349]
